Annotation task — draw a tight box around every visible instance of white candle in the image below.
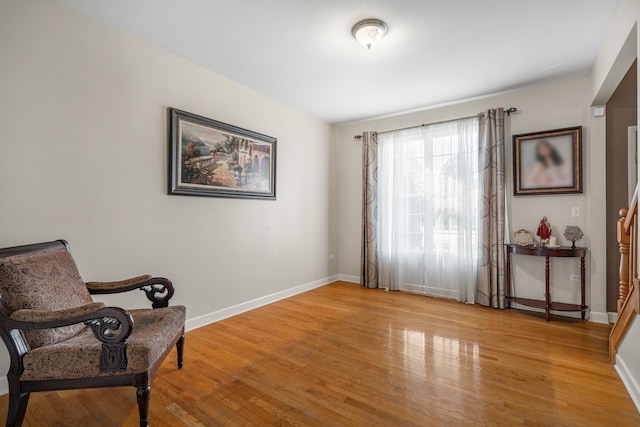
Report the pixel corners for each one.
[549,236,558,246]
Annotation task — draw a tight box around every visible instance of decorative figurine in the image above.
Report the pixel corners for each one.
[536,217,552,246]
[564,226,584,248]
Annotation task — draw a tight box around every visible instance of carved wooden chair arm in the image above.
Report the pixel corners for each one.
[9,304,134,344]
[9,305,135,372]
[85,275,152,292]
[86,276,175,309]
[10,302,106,325]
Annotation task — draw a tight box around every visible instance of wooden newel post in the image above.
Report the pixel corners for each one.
[618,208,630,312]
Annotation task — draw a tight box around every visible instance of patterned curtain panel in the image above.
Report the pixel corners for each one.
[476,108,506,308]
[361,132,379,289]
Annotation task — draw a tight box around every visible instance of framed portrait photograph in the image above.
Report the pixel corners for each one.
[513,126,582,196]
[168,108,276,200]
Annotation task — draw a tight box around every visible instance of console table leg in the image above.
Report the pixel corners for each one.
[545,256,550,321]
[506,251,511,308]
[581,256,586,320]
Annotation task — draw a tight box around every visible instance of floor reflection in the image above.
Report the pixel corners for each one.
[402,329,427,381]
[400,329,481,385]
[432,335,480,384]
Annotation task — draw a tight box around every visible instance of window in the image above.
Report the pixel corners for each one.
[377,117,480,302]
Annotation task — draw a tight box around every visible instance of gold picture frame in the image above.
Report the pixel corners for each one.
[513,126,582,196]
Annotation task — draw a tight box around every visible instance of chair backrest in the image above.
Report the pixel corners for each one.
[0,241,93,349]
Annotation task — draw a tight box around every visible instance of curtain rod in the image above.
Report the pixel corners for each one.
[353,107,517,140]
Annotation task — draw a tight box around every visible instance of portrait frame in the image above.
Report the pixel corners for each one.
[513,126,582,196]
[168,108,276,200]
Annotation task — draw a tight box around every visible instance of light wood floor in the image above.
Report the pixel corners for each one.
[0,281,638,426]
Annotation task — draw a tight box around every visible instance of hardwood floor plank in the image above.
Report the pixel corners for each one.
[0,281,637,426]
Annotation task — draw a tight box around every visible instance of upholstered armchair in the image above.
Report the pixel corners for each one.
[0,240,186,427]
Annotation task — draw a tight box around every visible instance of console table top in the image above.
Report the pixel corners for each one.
[505,243,586,257]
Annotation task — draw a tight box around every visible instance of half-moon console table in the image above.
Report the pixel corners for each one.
[505,244,587,321]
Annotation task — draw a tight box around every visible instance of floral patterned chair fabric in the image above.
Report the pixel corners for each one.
[0,240,185,427]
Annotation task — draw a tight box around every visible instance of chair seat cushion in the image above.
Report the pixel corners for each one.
[20,305,186,381]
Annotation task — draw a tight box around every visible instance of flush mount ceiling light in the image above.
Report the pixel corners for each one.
[351,19,387,50]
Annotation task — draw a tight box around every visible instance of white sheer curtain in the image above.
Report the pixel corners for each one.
[377,117,480,302]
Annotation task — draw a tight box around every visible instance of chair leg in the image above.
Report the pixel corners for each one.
[176,334,185,369]
[6,391,29,427]
[136,384,150,427]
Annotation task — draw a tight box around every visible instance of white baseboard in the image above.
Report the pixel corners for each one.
[616,354,640,413]
[608,311,619,324]
[589,311,609,324]
[336,274,360,284]
[185,274,339,332]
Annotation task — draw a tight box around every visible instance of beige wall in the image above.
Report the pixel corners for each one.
[592,0,640,405]
[335,77,604,317]
[606,61,637,312]
[0,0,334,382]
[592,0,639,106]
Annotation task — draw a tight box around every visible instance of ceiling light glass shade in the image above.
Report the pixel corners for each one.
[352,19,387,50]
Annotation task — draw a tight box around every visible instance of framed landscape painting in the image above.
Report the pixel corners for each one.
[513,126,582,196]
[168,108,276,200]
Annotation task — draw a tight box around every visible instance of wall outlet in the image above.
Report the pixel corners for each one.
[570,274,580,281]
[571,207,581,218]
[329,254,335,260]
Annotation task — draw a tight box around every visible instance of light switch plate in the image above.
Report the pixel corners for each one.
[571,207,581,218]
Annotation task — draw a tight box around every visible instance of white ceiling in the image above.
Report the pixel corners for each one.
[53,0,620,124]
